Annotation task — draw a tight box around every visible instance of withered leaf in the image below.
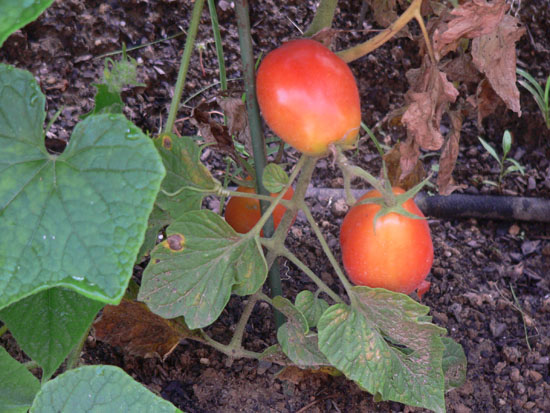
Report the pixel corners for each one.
[471,14,525,115]
[190,101,234,152]
[383,142,426,190]
[94,299,197,360]
[474,78,503,125]
[217,96,253,156]
[431,0,508,59]
[365,0,410,38]
[437,110,464,195]
[401,56,458,177]
[441,53,481,84]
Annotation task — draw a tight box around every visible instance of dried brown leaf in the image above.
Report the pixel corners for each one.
[441,53,481,84]
[432,0,508,59]
[365,0,410,38]
[471,14,525,115]
[94,299,196,360]
[437,110,464,195]
[190,101,234,152]
[217,96,253,155]
[474,78,503,125]
[401,56,459,176]
[383,142,426,190]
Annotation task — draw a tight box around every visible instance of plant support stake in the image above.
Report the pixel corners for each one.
[235,0,285,328]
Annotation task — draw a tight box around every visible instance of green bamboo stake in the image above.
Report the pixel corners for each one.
[235,0,284,328]
[164,0,205,135]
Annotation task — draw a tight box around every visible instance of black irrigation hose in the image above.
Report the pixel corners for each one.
[304,187,550,223]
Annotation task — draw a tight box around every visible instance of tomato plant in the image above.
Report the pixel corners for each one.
[256,39,361,156]
[224,183,295,234]
[339,187,434,295]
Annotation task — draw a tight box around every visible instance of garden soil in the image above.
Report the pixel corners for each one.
[1,1,549,412]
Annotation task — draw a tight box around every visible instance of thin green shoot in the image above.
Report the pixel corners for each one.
[517,67,550,129]
[478,130,525,192]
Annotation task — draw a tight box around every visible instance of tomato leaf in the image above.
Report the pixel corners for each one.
[0,288,103,380]
[0,65,165,310]
[441,337,467,391]
[0,347,41,412]
[262,163,289,193]
[273,296,330,368]
[317,287,448,413]
[154,134,218,220]
[0,0,55,47]
[138,210,267,329]
[294,290,329,329]
[29,365,181,413]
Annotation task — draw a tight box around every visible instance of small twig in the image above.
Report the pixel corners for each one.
[509,284,534,351]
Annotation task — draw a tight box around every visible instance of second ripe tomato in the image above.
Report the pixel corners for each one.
[224,184,295,234]
[339,187,433,295]
[256,39,361,156]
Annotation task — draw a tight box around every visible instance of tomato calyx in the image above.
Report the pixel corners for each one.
[349,166,431,228]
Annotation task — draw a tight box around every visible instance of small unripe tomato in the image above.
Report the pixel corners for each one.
[339,188,433,295]
[256,39,361,156]
[224,184,295,234]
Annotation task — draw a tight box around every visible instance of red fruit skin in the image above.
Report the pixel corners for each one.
[256,39,361,156]
[224,185,295,234]
[339,188,434,295]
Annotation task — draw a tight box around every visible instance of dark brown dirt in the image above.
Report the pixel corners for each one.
[1,1,549,412]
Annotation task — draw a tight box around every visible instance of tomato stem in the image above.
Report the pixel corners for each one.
[277,246,342,304]
[298,199,355,296]
[229,291,260,349]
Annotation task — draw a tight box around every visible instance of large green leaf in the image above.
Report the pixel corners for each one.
[273,296,329,368]
[0,0,55,47]
[0,347,41,413]
[0,65,165,310]
[29,365,181,413]
[138,210,267,329]
[318,287,447,413]
[0,288,104,380]
[154,134,217,220]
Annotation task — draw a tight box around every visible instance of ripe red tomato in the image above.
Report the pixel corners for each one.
[339,187,433,295]
[256,39,361,156]
[224,184,295,234]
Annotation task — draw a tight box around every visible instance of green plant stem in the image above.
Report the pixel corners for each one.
[207,0,227,92]
[0,324,7,337]
[235,0,283,328]
[198,330,263,360]
[164,0,205,134]
[252,155,305,236]
[510,284,532,351]
[277,246,342,303]
[229,292,260,348]
[299,200,355,296]
[303,0,338,36]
